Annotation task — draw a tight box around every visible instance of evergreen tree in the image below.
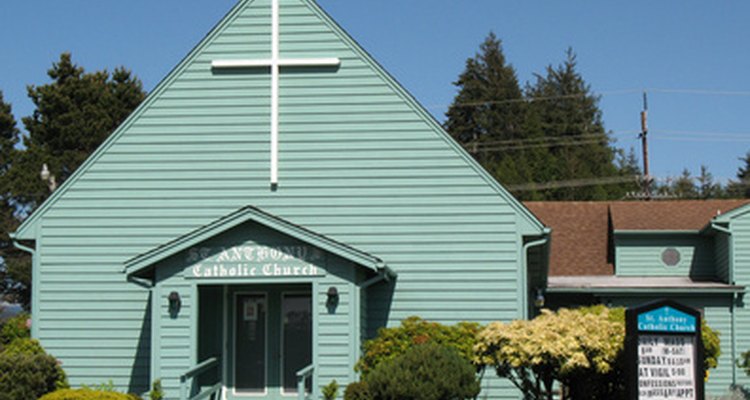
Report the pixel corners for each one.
[697,165,724,199]
[522,49,626,200]
[2,53,146,308]
[0,91,28,306]
[670,169,699,199]
[726,152,750,198]
[9,53,146,210]
[444,33,543,190]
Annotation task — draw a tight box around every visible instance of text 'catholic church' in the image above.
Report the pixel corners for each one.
[10,0,750,399]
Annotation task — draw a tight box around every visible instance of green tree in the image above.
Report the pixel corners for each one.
[726,152,750,198]
[669,168,699,199]
[0,92,27,306]
[696,165,724,199]
[522,49,627,200]
[444,33,546,191]
[2,53,146,308]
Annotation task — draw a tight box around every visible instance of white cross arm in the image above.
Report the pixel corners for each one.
[212,58,340,69]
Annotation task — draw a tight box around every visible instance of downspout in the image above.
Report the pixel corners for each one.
[711,222,736,386]
[9,233,36,337]
[9,233,35,258]
[522,228,551,319]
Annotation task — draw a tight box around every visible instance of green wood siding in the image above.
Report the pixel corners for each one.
[614,234,715,279]
[27,0,542,398]
[715,233,731,283]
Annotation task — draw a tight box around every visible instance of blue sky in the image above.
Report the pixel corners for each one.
[1,1,749,184]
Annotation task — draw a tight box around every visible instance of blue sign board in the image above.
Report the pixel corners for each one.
[637,306,696,333]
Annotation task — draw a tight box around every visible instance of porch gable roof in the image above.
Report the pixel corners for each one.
[124,205,386,278]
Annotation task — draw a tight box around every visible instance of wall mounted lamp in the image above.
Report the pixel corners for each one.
[168,291,182,315]
[326,286,339,308]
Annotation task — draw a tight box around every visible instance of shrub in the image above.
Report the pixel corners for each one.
[343,381,372,400]
[0,312,30,346]
[149,379,164,400]
[356,316,481,377]
[0,353,68,400]
[322,380,339,400]
[3,337,46,355]
[39,389,142,400]
[365,343,480,400]
[475,305,722,400]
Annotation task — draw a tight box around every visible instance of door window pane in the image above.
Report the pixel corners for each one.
[235,294,266,393]
[282,294,312,392]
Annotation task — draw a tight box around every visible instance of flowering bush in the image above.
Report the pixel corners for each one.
[475,305,720,400]
[475,307,624,399]
[355,316,481,377]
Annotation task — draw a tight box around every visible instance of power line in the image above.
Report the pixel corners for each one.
[426,86,750,112]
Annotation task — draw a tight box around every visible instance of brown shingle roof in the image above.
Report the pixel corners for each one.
[525,201,613,276]
[609,199,750,230]
[524,200,750,277]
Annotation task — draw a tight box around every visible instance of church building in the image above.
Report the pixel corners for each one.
[12,1,750,399]
[10,0,548,399]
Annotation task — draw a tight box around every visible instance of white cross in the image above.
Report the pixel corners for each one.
[212,0,340,186]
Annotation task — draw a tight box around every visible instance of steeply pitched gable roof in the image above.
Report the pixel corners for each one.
[13,0,545,240]
[525,200,750,276]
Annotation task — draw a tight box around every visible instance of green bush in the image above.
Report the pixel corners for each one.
[365,343,480,400]
[3,337,46,355]
[0,353,68,400]
[356,316,481,377]
[39,389,142,400]
[322,380,339,400]
[149,379,164,400]
[0,312,30,346]
[343,381,372,400]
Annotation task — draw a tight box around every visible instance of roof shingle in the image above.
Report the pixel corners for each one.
[524,199,750,276]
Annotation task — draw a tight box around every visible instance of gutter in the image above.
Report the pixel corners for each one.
[711,222,738,386]
[9,233,36,257]
[361,264,396,289]
[522,228,551,319]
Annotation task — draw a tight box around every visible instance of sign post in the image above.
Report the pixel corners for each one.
[626,299,704,400]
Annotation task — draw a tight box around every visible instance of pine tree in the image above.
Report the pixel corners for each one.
[3,53,146,308]
[727,152,750,198]
[444,33,541,187]
[697,165,724,199]
[10,53,146,210]
[671,169,699,199]
[523,49,625,200]
[0,91,28,306]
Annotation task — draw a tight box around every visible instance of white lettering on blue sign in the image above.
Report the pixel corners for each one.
[637,306,696,333]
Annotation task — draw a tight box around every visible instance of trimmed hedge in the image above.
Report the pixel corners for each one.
[366,343,480,400]
[355,316,480,377]
[39,389,142,400]
[343,381,372,400]
[0,353,67,400]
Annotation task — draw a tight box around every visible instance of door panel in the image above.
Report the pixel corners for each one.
[226,286,312,399]
[281,294,312,393]
[234,294,267,394]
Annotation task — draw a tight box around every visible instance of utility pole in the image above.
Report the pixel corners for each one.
[639,91,652,199]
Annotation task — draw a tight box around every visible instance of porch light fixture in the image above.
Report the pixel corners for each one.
[326,286,339,307]
[168,291,182,314]
[534,289,545,308]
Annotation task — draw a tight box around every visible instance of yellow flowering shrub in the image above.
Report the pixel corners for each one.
[475,307,624,399]
[476,305,720,400]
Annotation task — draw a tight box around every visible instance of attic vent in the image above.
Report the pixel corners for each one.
[661,248,681,267]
